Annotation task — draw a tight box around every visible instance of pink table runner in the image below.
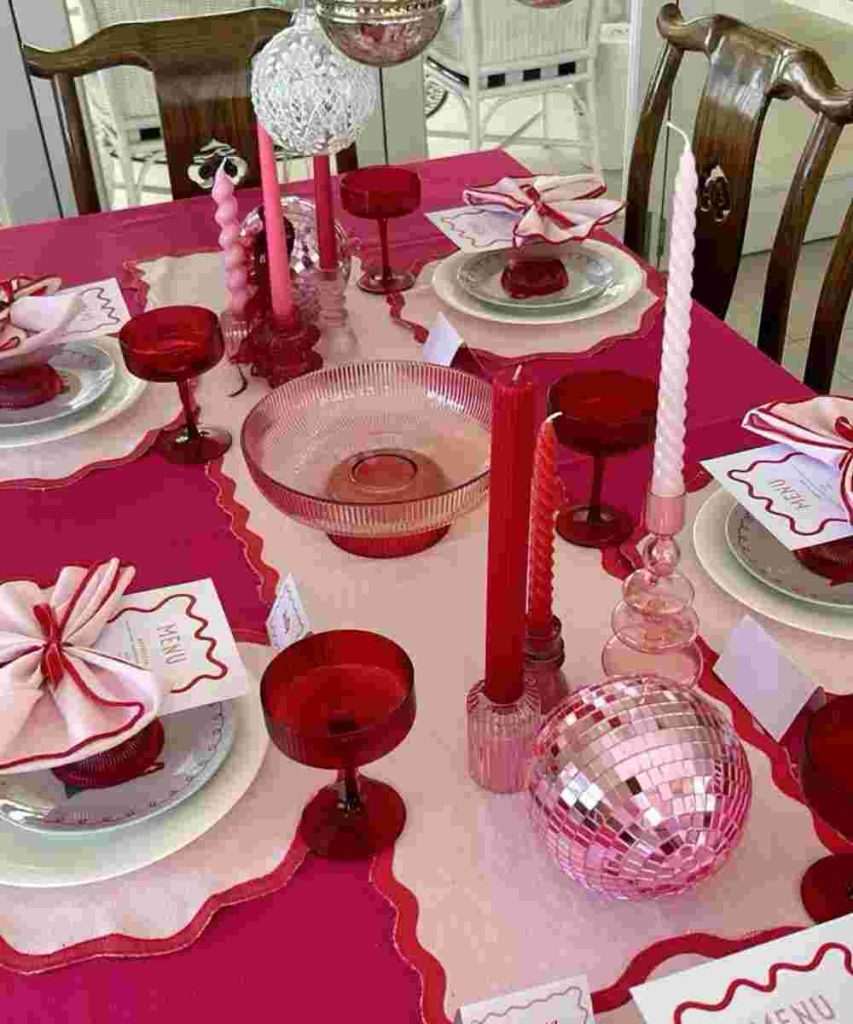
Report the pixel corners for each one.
[0,150,818,1022]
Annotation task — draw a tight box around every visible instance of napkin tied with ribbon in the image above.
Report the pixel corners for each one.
[463,174,624,246]
[0,276,81,355]
[743,396,853,522]
[0,559,163,774]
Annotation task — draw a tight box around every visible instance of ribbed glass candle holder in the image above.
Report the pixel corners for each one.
[466,674,540,793]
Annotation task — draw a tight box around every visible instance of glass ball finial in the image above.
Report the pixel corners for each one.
[251,3,379,158]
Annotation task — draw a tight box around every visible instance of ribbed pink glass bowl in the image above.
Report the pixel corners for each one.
[241,361,492,558]
[528,674,752,899]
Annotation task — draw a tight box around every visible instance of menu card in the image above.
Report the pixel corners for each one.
[631,912,853,1022]
[59,278,131,339]
[426,205,515,252]
[702,443,853,550]
[454,975,594,1024]
[97,578,249,714]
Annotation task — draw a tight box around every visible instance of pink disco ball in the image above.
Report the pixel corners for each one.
[528,675,752,899]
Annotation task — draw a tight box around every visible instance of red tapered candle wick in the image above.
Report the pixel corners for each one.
[484,366,537,704]
[527,414,562,636]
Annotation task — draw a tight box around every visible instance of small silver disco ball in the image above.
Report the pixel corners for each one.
[317,0,447,67]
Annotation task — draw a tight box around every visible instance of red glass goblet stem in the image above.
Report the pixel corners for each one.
[377,218,393,282]
[338,767,362,812]
[588,455,606,524]
[177,379,201,441]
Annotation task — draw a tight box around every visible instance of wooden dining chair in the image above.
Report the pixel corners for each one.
[803,199,852,394]
[625,4,853,367]
[23,7,360,215]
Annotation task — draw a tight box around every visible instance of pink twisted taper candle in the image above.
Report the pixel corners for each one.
[650,123,698,502]
[527,413,562,636]
[212,163,250,318]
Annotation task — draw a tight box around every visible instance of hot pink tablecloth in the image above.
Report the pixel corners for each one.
[0,149,813,1022]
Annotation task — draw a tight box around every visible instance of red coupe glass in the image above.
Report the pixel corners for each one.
[119,306,232,464]
[261,630,416,859]
[340,166,421,294]
[548,369,658,548]
[800,696,853,923]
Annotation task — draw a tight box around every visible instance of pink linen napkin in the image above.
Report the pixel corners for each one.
[0,559,163,773]
[462,174,624,246]
[743,396,853,521]
[0,275,81,355]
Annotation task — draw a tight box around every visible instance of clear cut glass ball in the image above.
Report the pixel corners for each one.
[251,7,379,157]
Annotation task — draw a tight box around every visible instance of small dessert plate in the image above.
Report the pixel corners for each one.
[0,341,115,427]
[0,702,236,835]
[726,503,853,610]
[456,242,614,311]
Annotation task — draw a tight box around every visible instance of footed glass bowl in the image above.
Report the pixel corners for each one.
[241,361,492,558]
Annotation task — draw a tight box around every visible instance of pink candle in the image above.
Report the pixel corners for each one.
[313,155,337,271]
[484,367,537,705]
[257,123,295,324]
[527,414,561,636]
[212,163,250,317]
[650,123,698,500]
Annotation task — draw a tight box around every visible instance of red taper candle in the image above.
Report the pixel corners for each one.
[313,155,337,271]
[484,367,537,704]
[257,123,295,325]
[527,414,562,636]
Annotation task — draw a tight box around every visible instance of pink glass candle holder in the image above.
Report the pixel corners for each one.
[601,491,703,688]
[340,166,421,294]
[466,673,540,794]
[52,719,165,790]
[799,696,853,923]
[524,616,569,713]
[261,630,416,860]
[118,306,232,465]
[548,370,658,548]
[528,675,752,899]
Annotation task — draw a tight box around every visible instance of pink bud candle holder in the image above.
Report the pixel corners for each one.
[601,491,703,687]
[467,675,541,793]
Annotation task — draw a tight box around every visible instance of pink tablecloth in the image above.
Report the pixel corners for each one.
[0,149,813,1022]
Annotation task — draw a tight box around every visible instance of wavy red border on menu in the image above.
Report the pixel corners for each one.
[672,941,852,1021]
[727,449,849,536]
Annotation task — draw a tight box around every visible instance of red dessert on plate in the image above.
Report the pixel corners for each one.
[795,537,853,586]
[0,364,64,410]
[501,257,568,299]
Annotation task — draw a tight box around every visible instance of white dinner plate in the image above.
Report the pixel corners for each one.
[0,342,115,428]
[693,489,853,641]
[0,337,146,450]
[725,502,853,611]
[0,692,268,888]
[433,240,646,326]
[0,702,237,836]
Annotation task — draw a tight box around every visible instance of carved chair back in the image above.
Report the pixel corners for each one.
[625,4,853,365]
[804,199,852,393]
[23,8,290,214]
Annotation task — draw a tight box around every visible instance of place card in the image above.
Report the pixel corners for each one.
[631,911,853,1023]
[702,443,853,551]
[715,616,818,741]
[423,312,465,366]
[97,577,249,715]
[426,204,515,253]
[266,574,311,651]
[454,975,594,1024]
[59,277,131,340]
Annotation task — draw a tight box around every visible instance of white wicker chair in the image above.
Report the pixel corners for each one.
[73,0,266,206]
[426,0,604,175]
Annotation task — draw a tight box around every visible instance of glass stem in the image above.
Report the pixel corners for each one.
[377,218,392,282]
[337,767,362,814]
[177,379,201,441]
[588,454,606,524]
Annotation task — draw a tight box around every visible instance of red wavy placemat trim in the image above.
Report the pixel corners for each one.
[371,848,451,1024]
[0,837,308,974]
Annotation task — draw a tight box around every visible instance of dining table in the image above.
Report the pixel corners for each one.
[0,147,845,1024]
